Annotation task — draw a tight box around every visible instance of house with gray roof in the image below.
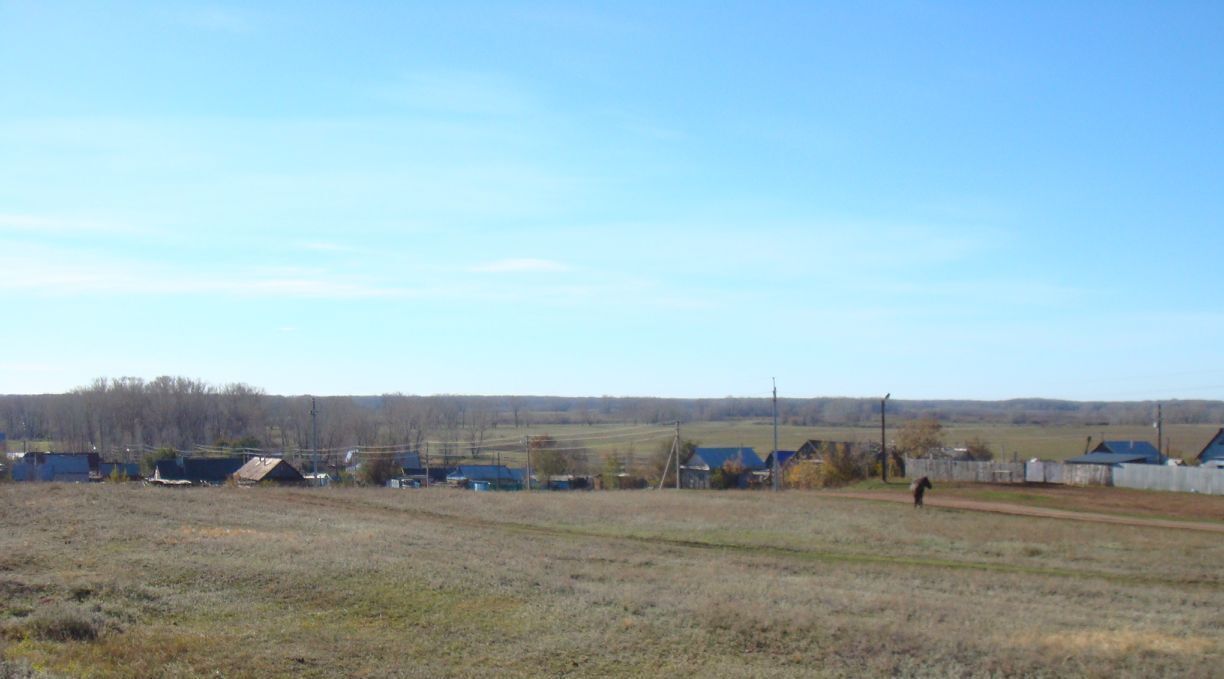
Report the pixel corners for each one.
[1065,440,1162,466]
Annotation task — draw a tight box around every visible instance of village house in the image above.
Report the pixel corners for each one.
[1196,428,1224,466]
[233,456,304,485]
[1065,440,1163,466]
[680,446,765,489]
[153,456,246,485]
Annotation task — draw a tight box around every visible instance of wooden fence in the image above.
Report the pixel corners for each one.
[905,458,1025,484]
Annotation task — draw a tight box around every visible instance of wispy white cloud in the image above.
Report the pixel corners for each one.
[468,258,571,274]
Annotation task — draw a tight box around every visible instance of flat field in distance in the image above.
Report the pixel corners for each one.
[1,484,1221,677]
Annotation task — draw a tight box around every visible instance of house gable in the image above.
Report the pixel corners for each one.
[1197,428,1224,463]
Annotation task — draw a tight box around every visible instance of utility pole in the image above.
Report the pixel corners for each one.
[310,396,318,477]
[881,393,890,483]
[1157,403,1164,462]
[675,421,681,491]
[660,421,681,490]
[772,378,780,491]
[524,436,532,491]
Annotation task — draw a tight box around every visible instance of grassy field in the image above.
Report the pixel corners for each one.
[1,484,1221,677]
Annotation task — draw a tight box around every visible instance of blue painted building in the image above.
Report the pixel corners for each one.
[12,453,91,482]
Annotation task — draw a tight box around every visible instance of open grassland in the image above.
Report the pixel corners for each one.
[1,485,1221,678]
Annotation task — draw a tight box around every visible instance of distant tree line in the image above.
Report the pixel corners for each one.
[1,376,1221,460]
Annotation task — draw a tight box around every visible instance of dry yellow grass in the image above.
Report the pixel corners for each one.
[1,484,1221,677]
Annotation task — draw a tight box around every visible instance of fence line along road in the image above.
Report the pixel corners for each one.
[905,458,1224,496]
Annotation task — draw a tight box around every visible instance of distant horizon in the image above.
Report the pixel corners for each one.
[5,375,1223,406]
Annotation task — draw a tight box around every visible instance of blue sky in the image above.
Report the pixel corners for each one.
[2,1,1222,400]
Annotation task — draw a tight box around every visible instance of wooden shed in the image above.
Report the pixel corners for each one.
[233,456,305,485]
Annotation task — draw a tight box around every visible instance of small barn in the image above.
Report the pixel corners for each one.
[1196,428,1224,466]
[680,446,765,489]
[233,457,304,485]
[1066,440,1162,466]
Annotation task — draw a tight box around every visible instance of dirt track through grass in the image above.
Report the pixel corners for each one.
[262,490,1224,590]
[826,490,1224,534]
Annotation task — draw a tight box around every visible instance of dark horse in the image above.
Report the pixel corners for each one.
[910,476,932,508]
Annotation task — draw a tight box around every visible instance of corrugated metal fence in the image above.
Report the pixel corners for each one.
[906,458,1224,495]
[1112,464,1224,495]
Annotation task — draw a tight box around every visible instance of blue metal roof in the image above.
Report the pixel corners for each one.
[764,450,796,467]
[1065,452,1153,465]
[447,465,519,482]
[1197,428,1224,462]
[1092,440,1161,462]
[688,447,765,471]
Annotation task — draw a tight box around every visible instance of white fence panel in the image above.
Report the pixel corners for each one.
[1112,464,1224,496]
[905,459,1025,484]
[908,458,1224,495]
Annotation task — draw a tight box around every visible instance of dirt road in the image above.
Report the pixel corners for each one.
[826,491,1224,534]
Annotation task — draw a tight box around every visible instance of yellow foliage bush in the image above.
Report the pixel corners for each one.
[784,461,823,489]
